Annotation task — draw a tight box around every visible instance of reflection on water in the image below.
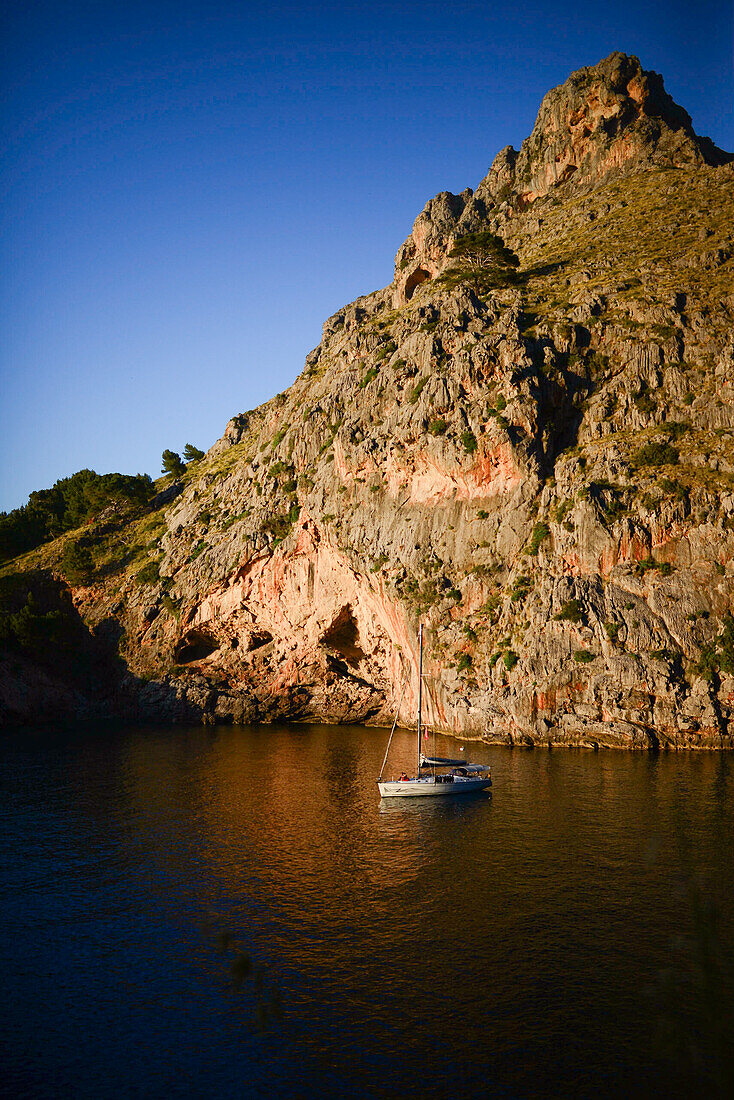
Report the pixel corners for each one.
[1,724,733,1099]
[377,790,491,814]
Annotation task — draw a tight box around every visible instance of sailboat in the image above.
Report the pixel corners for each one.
[377,624,492,799]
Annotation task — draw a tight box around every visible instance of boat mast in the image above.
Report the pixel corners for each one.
[417,623,423,772]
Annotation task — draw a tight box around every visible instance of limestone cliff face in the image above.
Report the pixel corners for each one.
[3,53,734,748]
[393,52,731,306]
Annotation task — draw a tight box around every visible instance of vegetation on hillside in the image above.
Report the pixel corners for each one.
[0,470,154,563]
[183,443,205,462]
[161,449,186,477]
[0,570,114,687]
[517,167,734,327]
[437,230,520,294]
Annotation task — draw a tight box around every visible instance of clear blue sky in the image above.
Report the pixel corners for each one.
[2,0,732,511]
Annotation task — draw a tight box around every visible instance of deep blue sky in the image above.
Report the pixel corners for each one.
[2,0,732,511]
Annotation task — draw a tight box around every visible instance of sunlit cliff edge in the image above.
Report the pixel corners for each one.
[3,52,734,749]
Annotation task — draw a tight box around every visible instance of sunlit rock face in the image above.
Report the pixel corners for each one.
[392,53,732,308]
[4,53,734,748]
[506,51,731,202]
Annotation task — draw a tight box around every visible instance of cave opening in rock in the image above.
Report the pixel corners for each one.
[322,605,366,667]
[174,630,219,664]
[556,163,578,183]
[404,267,430,300]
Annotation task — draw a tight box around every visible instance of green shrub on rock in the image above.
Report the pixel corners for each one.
[635,558,673,576]
[136,560,161,586]
[375,341,396,361]
[573,649,594,663]
[555,599,584,623]
[526,522,550,556]
[511,575,532,602]
[696,613,734,679]
[408,377,427,404]
[262,503,300,544]
[717,613,734,673]
[61,540,95,585]
[634,441,679,467]
[161,594,180,618]
[461,430,478,454]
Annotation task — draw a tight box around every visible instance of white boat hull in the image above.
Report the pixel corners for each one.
[378,776,491,798]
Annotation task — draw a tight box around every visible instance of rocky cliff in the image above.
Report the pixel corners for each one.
[3,53,734,748]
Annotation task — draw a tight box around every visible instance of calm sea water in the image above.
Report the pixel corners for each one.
[1,723,733,1099]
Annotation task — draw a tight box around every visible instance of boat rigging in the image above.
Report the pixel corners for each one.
[377,624,492,799]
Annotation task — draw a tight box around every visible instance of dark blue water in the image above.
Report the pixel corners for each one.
[1,724,733,1099]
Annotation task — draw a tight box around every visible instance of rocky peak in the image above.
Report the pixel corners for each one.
[503,52,731,203]
[394,52,731,304]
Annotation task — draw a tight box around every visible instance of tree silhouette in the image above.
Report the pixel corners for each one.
[161,450,185,477]
[183,443,205,463]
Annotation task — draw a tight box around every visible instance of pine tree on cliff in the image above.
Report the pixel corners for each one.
[183,443,205,463]
[161,450,185,477]
[438,231,520,294]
